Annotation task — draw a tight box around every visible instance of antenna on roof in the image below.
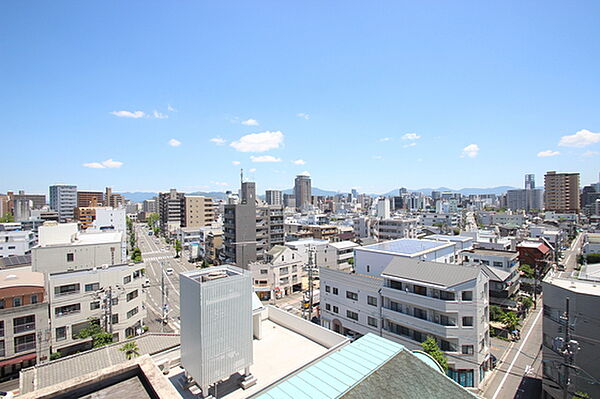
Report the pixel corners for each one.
[240,168,244,185]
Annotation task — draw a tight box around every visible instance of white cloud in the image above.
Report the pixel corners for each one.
[249,168,257,173]
[401,133,421,140]
[110,110,145,119]
[582,150,598,157]
[461,144,479,158]
[230,131,284,152]
[296,113,310,120]
[153,110,168,119]
[292,159,306,165]
[537,150,560,157]
[559,129,600,147]
[241,118,259,126]
[403,142,417,148]
[210,137,227,145]
[232,161,241,165]
[211,181,229,187]
[250,155,282,163]
[83,158,123,169]
[168,138,182,147]
[167,104,176,112]
[379,137,392,142]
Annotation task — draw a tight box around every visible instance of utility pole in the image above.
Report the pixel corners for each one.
[307,245,315,321]
[161,260,165,332]
[108,286,113,334]
[559,296,580,399]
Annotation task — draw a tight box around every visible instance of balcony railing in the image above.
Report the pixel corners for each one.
[14,323,36,334]
[14,342,36,353]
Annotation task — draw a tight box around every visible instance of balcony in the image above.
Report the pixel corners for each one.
[382,308,458,337]
[15,341,36,353]
[14,322,36,335]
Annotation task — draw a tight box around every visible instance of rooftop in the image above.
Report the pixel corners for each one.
[463,248,519,258]
[543,270,600,296]
[382,257,482,288]
[427,234,473,243]
[328,241,359,250]
[588,233,600,244]
[0,270,43,289]
[360,239,453,256]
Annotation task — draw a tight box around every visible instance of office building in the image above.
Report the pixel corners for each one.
[544,171,580,213]
[294,173,312,211]
[0,270,49,379]
[77,191,104,208]
[49,184,77,222]
[525,174,536,190]
[265,190,282,206]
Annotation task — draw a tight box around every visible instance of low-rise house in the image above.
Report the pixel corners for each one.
[250,246,304,300]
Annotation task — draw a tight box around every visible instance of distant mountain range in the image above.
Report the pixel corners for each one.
[121,185,518,203]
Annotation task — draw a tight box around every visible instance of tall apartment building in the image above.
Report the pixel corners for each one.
[142,198,158,214]
[7,191,46,214]
[265,190,282,206]
[542,271,600,399]
[104,187,125,209]
[158,189,185,233]
[49,184,77,223]
[76,191,104,208]
[320,254,491,388]
[184,196,215,228]
[294,173,312,211]
[224,182,284,269]
[0,271,49,378]
[544,171,580,213]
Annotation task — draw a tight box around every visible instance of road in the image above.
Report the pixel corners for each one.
[481,301,544,399]
[136,223,196,333]
[559,232,584,278]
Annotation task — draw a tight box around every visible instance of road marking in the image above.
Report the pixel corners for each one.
[490,308,543,399]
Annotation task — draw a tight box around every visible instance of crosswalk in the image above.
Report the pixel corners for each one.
[143,254,174,262]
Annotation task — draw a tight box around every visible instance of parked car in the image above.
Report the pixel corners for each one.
[165,268,175,276]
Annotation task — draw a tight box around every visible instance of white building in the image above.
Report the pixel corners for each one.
[284,238,329,267]
[250,245,304,300]
[353,216,373,238]
[0,224,36,258]
[583,233,600,255]
[49,185,77,223]
[421,213,461,228]
[324,241,359,271]
[91,207,126,233]
[375,198,390,219]
[372,217,418,241]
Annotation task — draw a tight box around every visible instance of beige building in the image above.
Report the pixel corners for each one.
[544,171,580,213]
[184,196,214,228]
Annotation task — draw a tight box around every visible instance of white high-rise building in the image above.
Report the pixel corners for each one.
[49,184,77,223]
[375,197,390,219]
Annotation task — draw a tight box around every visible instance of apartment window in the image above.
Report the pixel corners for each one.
[333,306,339,314]
[413,308,427,320]
[389,322,410,337]
[127,290,139,302]
[55,303,81,317]
[123,275,132,285]
[85,283,100,292]
[413,331,425,343]
[368,316,378,327]
[347,310,359,321]
[332,287,339,295]
[112,297,119,306]
[66,253,74,262]
[346,291,358,301]
[462,316,474,327]
[0,340,4,357]
[440,291,456,301]
[56,327,67,341]
[112,314,119,325]
[260,269,268,275]
[13,297,22,307]
[366,265,370,273]
[90,301,101,310]
[462,345,474,355]
[30,294,38,304]
[493,261,503,268]
[14,333,35,353]
[389,280,403,290]
[390,301,401,312]
[441,340,455,352]
[325,285,330,293]
[367,296,377,306]
[325,303,331,311]
[133,270,142,279]
[54,283,80,297]
[0,321,3,337]
[127,307,139,319]
[462,291,473,301]
[413,285,427,296]
[0,300,4,309]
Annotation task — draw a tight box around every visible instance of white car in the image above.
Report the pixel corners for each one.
[165,268,175,276]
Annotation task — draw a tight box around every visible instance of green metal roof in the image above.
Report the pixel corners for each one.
[255,334,404,399]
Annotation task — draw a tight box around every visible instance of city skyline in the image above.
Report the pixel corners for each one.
[2,2,600,193]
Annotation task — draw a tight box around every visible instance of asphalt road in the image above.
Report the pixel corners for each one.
[559,232,584,277]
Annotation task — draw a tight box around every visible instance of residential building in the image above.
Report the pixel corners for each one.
[421,213,461,228]
[478,211,526,227]
[525,173,536,190]
[320,256,491,388]
[76,191,104,208]
[544,171,580,213]
[282,193,295,209]
[74,205,99,230]
[184,195,214,228]
[92,206,126,232]
[541,271,600,399]
[158,189,185,233]
[284,238,329,267]
[142,198,158,214]
[517,240,553,273]
[49,184,77,222]
[7,191,46,213]
[0,224,36,257]
[0,270,49,379]
[306,224,338,241]
[265,190,282,206]
[204,229,223,264]
[583,233,600,255]
[375,197,390,219]
[353,216,373,238]
[372,217,418,241]
[294,173,312,211]
[104,187,125,209]
[250,245,304,300]
[324,241,359,271]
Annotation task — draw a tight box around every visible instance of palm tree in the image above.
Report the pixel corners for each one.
[120,341,140,360]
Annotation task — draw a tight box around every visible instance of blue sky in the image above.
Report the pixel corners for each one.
[1,1,599,195]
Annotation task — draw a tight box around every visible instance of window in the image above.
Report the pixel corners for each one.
[346,291,358,301]
[390,301,402,312]
[111,314,119,324]
[462,316,474,327]
[462,291,473,301]
[260,269,268,275]
[440,291,456,301]
[0,321,3,337]
[54,283,80,297]
[389,280,403,290]
[0,340,4,357]
[31,294,38,304]
[133,269,142,279]
[0,300,4,309]
[462,345,474,355]
[66,253,74,262]
[367,265,370,273]
[123,275,132,285]
[413,308,427,320]
[325,285,330,293]
[413,331,425,343]
[14,333,35,353]
[493,261,503,268]
[111,297,119,306]
[413,285,427,296]
[333,306,339,314]
[367,296,377,306]
[325,303,331,311]
[55,303,81,317]
[13,297,22,307]
[389,322,410,337]
[127,290,138,302]
[332,287,339,295]
[90,301,100,310]
[56,327,67,341]
[127,307,139,319]
[368,316,378,327]
[347,310,358,321]
[85,283,100,292]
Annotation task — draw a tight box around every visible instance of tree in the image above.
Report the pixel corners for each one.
[77,318,113,348]
[519,264,535,279]
[421,336,448,372]
[0,213,14,223]
[501,311,520,331]
[520,296,533,310]
[119,341,140,360]
[175,239,182,258]
[572,392,590,399]
[490,305,504,322]
[131,248,142,262]
[146,213,159,228]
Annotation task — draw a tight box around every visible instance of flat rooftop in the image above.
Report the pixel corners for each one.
[544,271,600,296]
[360,239,453,256]
[427,234,472,242]
[169,318,331,399]
[463,248,518,258]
